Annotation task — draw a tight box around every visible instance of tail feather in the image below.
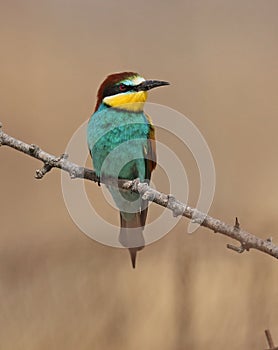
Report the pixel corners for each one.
[119,211,145,269]
[129,248,138,269]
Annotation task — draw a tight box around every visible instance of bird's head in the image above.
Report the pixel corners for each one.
[94,72,169,112]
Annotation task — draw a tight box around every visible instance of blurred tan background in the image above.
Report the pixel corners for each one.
[1,0,278,349]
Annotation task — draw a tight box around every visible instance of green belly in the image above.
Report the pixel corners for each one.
[87,106,149,181]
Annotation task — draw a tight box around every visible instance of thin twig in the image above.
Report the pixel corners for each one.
[1,123,278,260]
[264,329,278,349]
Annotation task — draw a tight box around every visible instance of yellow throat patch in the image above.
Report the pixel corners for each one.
[103,91,148,112]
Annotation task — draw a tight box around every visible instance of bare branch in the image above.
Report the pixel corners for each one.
[1,123,278,260]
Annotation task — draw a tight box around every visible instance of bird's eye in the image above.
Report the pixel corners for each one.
[119,84,127,91]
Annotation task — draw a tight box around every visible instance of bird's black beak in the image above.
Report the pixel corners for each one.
[135,80,170,92]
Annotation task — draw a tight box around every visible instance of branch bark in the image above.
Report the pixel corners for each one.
[1,122,278,260]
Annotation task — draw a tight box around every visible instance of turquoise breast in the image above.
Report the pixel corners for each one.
[87,104,150,181]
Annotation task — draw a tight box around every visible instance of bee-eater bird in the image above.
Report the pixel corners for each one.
[87,72,169,268]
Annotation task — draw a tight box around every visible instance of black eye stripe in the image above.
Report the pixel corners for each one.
[102,84,135,98]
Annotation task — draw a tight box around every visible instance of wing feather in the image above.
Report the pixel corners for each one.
[140,113,157,227]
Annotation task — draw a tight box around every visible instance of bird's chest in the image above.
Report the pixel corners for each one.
[88,109,149,177]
